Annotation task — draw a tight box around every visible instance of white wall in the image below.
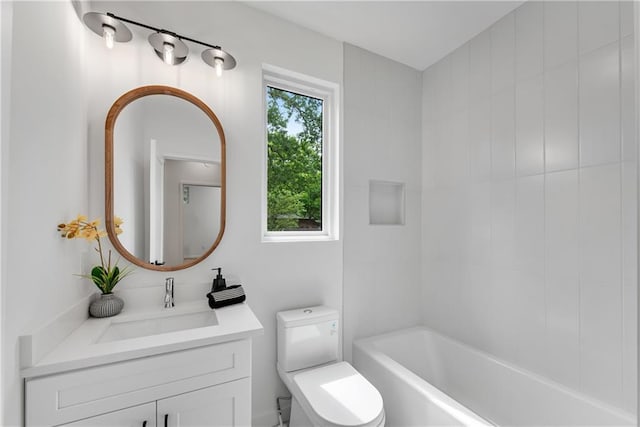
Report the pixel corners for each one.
[0,2,11,423]
[85,2,343,426]
[141,95,220,162]
[182,185,221,260]
[113,99,145,255]
[1,1,343,425]
[343,44,422,362]
[1,2,91,425]
[163,160,219,265]
[422,0,637,413]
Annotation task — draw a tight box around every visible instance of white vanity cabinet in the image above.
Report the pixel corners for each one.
[25,339,252,427]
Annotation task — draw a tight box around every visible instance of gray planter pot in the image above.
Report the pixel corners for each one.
[89,293,124,318]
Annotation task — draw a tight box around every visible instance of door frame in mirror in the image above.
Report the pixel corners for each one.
[105,85,226,271]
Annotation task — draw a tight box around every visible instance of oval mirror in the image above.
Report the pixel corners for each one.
[105,85,226,271]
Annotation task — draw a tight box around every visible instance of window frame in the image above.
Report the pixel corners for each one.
[262,65,339,242]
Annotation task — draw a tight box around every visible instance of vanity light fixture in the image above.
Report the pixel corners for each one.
[201,48,237,77]
[148,32,188,65]
[83,12,132,49]
[82,11,236,76]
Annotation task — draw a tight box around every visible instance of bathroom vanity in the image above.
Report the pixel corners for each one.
[18,82,256,426]
[21,301,263,427]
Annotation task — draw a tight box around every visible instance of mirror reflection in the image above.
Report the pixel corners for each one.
[107,86,225,271]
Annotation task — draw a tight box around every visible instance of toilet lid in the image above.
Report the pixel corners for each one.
[293,362,383,427]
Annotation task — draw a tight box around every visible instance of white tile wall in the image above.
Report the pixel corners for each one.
[579,164,622,404]
[491,14,516,94]
[621,1,634,38]
[451,44,470,113]
[622,35,636,162]
[516,75,544,176]
[422,0,636,414]
[467,183,493,350]
[579,42,620,167]
[514,175,546,373]
[469,98,492,181]
[545,169,580,390]
[491,89,516,179]
[344,44,422,362]
[622,160,638,411]
[545,60,579,172]
[544,1,578,70]
[515,1,543,81]
[578,1,619,55]
[469,30,492,103]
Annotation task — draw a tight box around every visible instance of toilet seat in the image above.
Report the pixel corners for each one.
[290,362,385,427]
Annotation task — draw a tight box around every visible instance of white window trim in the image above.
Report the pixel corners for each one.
[261,64,340,242]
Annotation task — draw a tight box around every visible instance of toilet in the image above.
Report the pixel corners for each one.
[276,306,385,427]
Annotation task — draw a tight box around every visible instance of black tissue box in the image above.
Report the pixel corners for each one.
[206,285,246,309]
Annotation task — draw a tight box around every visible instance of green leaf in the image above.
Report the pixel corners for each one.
[80,261,133,294]
[90,266,108,293]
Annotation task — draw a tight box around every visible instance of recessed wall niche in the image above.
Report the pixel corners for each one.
[369,180,405,225]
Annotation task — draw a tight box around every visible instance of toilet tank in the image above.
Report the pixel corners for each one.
[277,306,339,372]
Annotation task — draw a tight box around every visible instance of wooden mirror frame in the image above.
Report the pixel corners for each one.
[105,85,226,271]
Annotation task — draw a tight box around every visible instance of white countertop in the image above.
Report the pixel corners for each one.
[21,301,263,379]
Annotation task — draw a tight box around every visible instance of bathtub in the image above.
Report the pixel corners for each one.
[353,327,635,426]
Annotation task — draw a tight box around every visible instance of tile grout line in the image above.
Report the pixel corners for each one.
[576,0,583,394]
[541,1,548,367]
[488,19,495,356]
[617,0,625,403]
[511,13,517,363]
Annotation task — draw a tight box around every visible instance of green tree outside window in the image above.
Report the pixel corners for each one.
[266,86,323,231]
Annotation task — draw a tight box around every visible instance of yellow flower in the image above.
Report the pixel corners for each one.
[114,217,124,235]
[57,214,131,294]
[81,228,98,241]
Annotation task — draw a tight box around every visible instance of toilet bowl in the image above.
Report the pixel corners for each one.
[276,306,385,427]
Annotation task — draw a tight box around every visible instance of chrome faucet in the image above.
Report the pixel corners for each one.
[164,277,175,308]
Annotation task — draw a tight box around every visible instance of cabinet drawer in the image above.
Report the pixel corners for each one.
[26,339,250,426]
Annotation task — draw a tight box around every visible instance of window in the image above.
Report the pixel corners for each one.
[262,66,338,241]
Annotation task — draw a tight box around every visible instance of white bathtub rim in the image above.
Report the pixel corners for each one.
[354,328,494,426]
[353,326,636,425]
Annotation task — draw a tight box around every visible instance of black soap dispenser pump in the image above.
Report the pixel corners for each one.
[211,267,227,292]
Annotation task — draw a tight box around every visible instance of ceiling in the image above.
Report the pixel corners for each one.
[244,1,524,70]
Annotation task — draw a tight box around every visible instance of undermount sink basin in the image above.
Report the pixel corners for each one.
[97,310,218,343]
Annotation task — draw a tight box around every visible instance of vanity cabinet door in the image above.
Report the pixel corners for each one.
[157,377,250,427]
[59,402,156,427]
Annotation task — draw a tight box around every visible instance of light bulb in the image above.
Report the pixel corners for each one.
[214,57,224,77]
[163,42,175,64]
[102,25,115,49]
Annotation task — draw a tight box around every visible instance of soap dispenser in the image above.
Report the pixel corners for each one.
[211,267,227,292]
[206,268,246,309]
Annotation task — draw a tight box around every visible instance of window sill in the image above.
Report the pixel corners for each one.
[262,232,337,243]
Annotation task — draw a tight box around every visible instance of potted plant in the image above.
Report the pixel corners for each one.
[57,215,133,317]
